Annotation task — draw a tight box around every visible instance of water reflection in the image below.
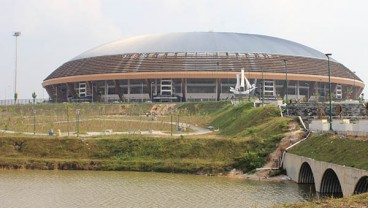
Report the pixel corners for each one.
[297,183,317,201]
[0,170,308,208]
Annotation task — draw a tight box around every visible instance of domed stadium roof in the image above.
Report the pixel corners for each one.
[73,32,327,60]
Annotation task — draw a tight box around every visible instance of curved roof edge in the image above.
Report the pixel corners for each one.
[72,32,330,61]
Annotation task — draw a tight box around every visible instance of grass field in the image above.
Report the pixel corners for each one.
[0,102,224,134]
[0,101,292,174]
[275,192,368,208]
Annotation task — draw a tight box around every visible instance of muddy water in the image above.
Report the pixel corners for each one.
[0,170,312,208]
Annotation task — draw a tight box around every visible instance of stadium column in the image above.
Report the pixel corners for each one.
[216,78,221,101]
[145,79,151,100]
[308,82,316,101]
[331,83,337,99]
[280,80,286,99]
[181,78,186,102]
[104,80,108,103]
[91,82,98,102]
[296,81,300,101]
[127,80,131,102]
[67,83,77,101]
[87,81,93,101]
[114,80,125,102]
[54,85,65,102]
[45,86,55,102]
[357,87,363,99]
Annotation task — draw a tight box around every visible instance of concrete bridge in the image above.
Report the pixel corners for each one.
[283,153,368,197]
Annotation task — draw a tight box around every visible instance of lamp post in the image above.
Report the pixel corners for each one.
[170,113,173,136]
[32,108,36,135]
[66,105,70,136]
[177,110,180,129]
[13,32,21,103]
[325,53,333,131]
[55,85,58,103]
[284,59,288,114]
[141,81,143,102]
[262,69,264,106]
[76,109,80,137]
[91,82,94,103]
[305,83,310,102]
[151,82,154,102]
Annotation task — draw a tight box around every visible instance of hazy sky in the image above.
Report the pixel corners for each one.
[1,0,367,100]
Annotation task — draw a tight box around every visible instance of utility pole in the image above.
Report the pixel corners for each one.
[284,59,288,115]
[171,113,173,136]
[13,32,21,103]
[262,69,264,106]
[325,53,333,131]
[33,108,36,135]
[76,109,80,137]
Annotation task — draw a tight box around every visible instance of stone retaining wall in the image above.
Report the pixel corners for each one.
[284,102,367,126]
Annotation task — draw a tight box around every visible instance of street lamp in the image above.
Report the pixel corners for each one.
[76,109,80,137]
[262,69,264,106]
[66,105,70,136]
[141,81,144,102]
[305,83,310,102]
[32,108,36,135]
[151,82,154,102]
[13,32,21,103]
[170,112,173,136]
[325,53,333,131]
[284,59,288,114]
[91,82,94,103]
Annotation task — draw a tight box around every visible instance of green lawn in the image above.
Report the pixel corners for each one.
[288,133,368,170]
[275,192,368,208]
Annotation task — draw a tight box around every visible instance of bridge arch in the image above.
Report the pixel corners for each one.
[354,176,368,194]
[298,162,315,183]
[320,168,343,197]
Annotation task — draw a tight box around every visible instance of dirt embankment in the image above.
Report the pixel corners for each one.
[149,104,176,115]
[227,121,306,181]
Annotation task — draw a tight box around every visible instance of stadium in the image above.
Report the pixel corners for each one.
[42,32,364,102]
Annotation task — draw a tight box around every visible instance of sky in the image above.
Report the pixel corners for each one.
[1,0,367,100]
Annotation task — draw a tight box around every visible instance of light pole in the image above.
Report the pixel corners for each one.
[141,81,143,102]
[91,82,94,103]
[33,108,36,135]
[284,59,288,114]
[262,69,264,106]
[305,83,310,102]
[170,113,173,136]
[66,105,70,136]
[151,82,154,102]
[13,32,21,103]
[76,109,80,137]
[177,110,180,129]
[325,53,333,131]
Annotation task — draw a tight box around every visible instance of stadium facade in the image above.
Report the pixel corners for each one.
[42,32,364,102]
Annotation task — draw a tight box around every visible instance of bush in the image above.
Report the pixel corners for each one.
[232,152,264,172]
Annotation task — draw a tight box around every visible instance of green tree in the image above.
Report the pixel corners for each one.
[346,87,353,99]
[32,92,37,104]
[14,92,18,102]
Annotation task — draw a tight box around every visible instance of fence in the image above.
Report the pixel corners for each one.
[0,99,49,106]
